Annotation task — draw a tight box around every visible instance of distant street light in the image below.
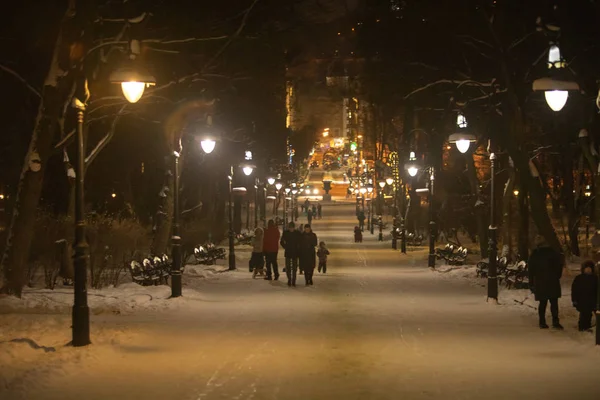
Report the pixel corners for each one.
[275,182,283,191]
[268,177,276,185]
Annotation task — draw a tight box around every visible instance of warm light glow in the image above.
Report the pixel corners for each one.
[121,81,147,103]
[285,188,291,194]
[111,193,117,198]
[456,139,471,154]
[408,167,418,177]
[323,131,329,137]
[386,178,394,186]
[513,190,519,197]
[305,188,311,194]
[275,182,283,191]
[367,186,373,193]
[267,177,276,185]
[360,187,367,194]
[291,189,298,195]
[379,181,386,188]
[544,90,569,112]
[243,166,254,176]
[200,139,216,154]
[585,191,592,197]
[0,194,4,200]
[313,188,319,195]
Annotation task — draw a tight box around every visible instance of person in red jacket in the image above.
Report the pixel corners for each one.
[263,219,281,280]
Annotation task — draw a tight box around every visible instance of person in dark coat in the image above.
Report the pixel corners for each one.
[528,235,564,329]
[571,260,599,332]
[307,208,313,225]
[300,224,318,285]
[280,222,301,287]
[317,203,322,219]
[358,210,366,232]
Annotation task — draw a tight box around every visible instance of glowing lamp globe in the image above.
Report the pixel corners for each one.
[305,188,311,194]
[455,139,472,154]
[385,177,394,186]
[200,139,216,154]
[360,187,367,194]
[379,181,386,188]
[408,167,418,177]
[242,166,254,176]
[544,90,569,112]
[267,177,276,185]
[109,68,156,104]
[275,182,283,191]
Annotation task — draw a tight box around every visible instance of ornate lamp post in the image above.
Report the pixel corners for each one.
[367,185,374,234]
[449,113,476,154]
[71,47,155,347]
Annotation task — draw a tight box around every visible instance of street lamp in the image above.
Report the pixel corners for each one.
[109,41,156,104]
[449,113,476,154]
[268,177,276,185]
[406,152,419,177]
[275,181,283,191]
[243,165,254,176]
[532,44,579,112]
[70,53,156,347]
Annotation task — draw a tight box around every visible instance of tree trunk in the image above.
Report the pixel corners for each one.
[151,162,175,255]
[466,153,489,259]
[1,5,76,295]
[502,159,516,259]
[559,143,578,256]
[517,183,529,260]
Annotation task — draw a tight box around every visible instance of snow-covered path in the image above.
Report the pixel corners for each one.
[1,204,600,399]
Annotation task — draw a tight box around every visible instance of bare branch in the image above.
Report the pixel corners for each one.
[85,104,128,167]
[202,0,261,72]
[54,130,76,149]
[404,79,495,99]
[0,64,41,98]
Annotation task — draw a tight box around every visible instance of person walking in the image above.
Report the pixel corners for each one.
[358,210,366,232]
[300,224,318,285]
[263,219,281,281]
[304,199,310,214]
[317,241,330,273]
[528,235,564,329]
[312,204,317,219]
[317,203,322,219]
[250,225,265,277]
[280,221,301,287]
[307,208,314,225]
[571,260,598,332]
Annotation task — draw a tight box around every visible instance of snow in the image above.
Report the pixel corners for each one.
[1,197,600,399]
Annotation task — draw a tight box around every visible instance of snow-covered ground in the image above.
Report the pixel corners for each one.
[1,201,600,399]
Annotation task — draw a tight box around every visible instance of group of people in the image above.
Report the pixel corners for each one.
[302,200,322,225]
[528,235,598,332]
[250,219,330,287]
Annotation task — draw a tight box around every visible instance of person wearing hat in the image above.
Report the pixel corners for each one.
[528,235,564,329]
[571,260,598,332]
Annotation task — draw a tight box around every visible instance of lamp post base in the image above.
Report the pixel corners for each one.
[171,273,182,297]
[71,305,90,347]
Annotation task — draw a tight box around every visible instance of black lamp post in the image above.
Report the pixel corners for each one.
[378,181,386,241]
[170,149,183,297]
[488,151,499,300]
[427,168,436,269]
[368,185,375,234]
[71,46,155,346]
